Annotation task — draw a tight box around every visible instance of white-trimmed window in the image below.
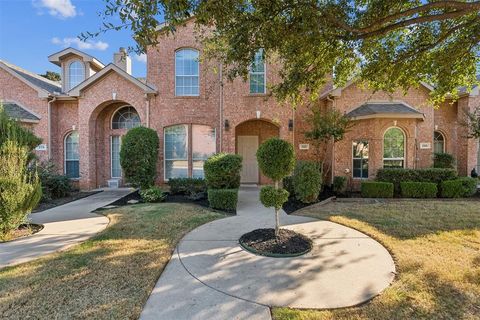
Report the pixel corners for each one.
[383,127,405,168]
[352,140,369,178]
[68,60,84,90]
[164,124,216,180]
[249,49,266,94]
[111,136,122,178]
[175,49,199,96]
[434,131,445,154]
[65,131,79,178]
[112,106,141,129]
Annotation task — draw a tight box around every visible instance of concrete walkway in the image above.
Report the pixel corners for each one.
[141,187,395,320]
[0,188,133,268]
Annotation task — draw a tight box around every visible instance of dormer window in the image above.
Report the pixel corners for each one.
[68,60,85,90]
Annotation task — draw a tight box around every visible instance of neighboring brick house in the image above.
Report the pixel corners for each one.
[1,21,479,190]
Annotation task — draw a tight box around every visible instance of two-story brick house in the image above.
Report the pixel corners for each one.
[1,20,479,190]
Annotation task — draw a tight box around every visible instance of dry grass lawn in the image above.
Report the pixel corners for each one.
[0,203,222,319]
[273,200,480,320]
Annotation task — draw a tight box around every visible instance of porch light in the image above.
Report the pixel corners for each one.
[224,119,230,131]
[256,110,261,119]
[288,119,294,131]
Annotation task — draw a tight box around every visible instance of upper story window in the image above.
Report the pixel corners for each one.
[65,131,80,179]
[249,49,266,94]
[434,131,445,154]
[68,60,85,90]
[383,127,405,168]
[112,106,141,129]
[175,49,199,96]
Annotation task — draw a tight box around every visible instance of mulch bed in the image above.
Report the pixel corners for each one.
[33,191,102,213]
[239,228,313,257]
[283,186,338,214]
[1,223,44,243]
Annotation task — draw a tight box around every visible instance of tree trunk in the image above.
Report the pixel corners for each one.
[274,180,280,237]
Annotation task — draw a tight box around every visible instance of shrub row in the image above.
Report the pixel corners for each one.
[361,182,394,198]
[168,177,206,199]
[376,168,457,193]
[433,153,456,169]
[400,182,437,198]
[440,177,477,198]
[208,189,238,211]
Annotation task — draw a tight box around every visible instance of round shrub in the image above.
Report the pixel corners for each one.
[207,188,238,211]
[260,186,289,210]
[433,153,456,169]
[293,161,322,203]
[140,186,166,203]
[204,153,242,189]
[120,127,159,189]
[256,138,295,181]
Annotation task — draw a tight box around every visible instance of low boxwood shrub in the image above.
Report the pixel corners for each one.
[333,176,347,195]
[208,188,238,211]
[293,161,322,204]
[37,162,72,202]
[433,153,456,169]
[140,186,166,203]
[400,182,437,198]
[168,178,206,195]
[440,177,478,198]
[376,168,457,193]
[204,153,242,189]
[361,182,394,198]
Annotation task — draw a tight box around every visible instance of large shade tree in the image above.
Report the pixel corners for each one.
[85,1,480,104]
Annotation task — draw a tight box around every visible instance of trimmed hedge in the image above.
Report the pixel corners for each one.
[168,178,206,195]
[293,161,322,204]
[361,182,394,198]
[376,168,457,193]
[256,138,295,181]
[433,153,456,169]
[260,186,289,210]
[333,176,347,195]
[140,187,166,203]
[208,188,238,211]
[400,182,438,198]
[204,153,242,189]
[440,178,478,198]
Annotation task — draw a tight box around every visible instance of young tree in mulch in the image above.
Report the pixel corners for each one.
[120,127,159,189]
[256,137,295,237]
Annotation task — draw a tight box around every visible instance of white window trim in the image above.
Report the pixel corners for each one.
[68,59,85,91]
[174,48,200,97]
[352,140,369,179]
[164,124,189,181]
[249,51,267,94]
[111,135,122,179]
[433,130,446,153]
[64,131,80,179]
[383,127,406,168]
[110,105,141,130]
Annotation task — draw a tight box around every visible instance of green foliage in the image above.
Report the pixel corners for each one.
[293,161,322,204]
[37,162,72,202]
[260,186,289,210]
[333,176,348,195]
[440,178,478,198]
[39,71,61,82]
[282,176,295,195]
[167,177,207,200]
[204,153,242,189]
[433,153,456,169]
[400,182,438,198]
[0,141,42,238]
[463,106,480,139]
[376,168,457,194]
[119,127,159,189]
[361,182,394,198]
[207,189,238,211]
[140,187,166,203]
[305,108,352,144]
[256,138,295,181]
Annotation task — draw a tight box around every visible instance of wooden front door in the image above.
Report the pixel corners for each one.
[238,135,259,183]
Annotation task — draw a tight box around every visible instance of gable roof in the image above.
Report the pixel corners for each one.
[48,47,105,69]
[68,63,156,96]
[346,102,424,121]
[0,60,62,97]
[2,102,41,123]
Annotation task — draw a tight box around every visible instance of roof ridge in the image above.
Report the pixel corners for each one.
[0,59,61,88]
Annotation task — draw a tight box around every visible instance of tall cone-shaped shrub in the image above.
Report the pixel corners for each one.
[256,138,295,237]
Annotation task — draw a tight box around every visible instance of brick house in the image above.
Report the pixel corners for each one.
[1,21,479,190]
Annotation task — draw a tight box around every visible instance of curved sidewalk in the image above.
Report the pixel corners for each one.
[141,187,395,320]
[0,188,133,268]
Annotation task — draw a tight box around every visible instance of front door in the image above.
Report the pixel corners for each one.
[238,135,259,183]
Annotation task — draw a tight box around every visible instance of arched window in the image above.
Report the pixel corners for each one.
[434,131,445,154]
[383,127,405,168]
[112,106,141,129]
[65,131,79,178]
[68,60,84,89]
[249,49,266,94]
[175,49,199,96]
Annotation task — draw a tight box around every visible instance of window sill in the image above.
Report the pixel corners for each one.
[69,178,81,181]
[173,95,201,99]
[246,93,269,97]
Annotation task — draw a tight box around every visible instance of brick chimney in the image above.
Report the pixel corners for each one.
[113,47,132,74]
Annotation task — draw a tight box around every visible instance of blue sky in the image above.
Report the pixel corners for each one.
[0,0,151,77]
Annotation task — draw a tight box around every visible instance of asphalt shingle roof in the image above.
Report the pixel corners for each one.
[1,60,62,94]
[346,102,423,118]
[3,102,40,121]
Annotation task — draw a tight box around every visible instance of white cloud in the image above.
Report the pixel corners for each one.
[34,0,77,19]
[135,54,147,63]
[51,37,109,51]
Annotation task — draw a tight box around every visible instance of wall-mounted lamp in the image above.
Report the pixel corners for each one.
[256,110,261,119]
[393,120,397,126]
[434,125,438,130]
[72,125,76,131]
[112,92,117,100]
[288,119,294,131]
[224,119,230,131]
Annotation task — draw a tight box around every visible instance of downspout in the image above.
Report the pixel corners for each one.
[219,63,224,152]
[326,95,336,185]
[47,95,57,161]
[145,94,150,128]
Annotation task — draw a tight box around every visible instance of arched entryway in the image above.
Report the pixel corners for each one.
[235,119,279,184]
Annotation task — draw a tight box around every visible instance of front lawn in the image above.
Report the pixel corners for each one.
[274,200,480,320]
[0,203,222,319]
